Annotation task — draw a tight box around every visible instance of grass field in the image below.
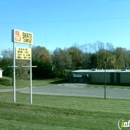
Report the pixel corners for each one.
[0,92,130,130]
[0,76,66,89]
[0,77,130,129]
[0,76,129,90]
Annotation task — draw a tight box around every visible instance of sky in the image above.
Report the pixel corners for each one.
[1,0,130,55]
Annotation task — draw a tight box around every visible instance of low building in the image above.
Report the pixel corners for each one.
[0,68,3,78]
[69,68,130,85]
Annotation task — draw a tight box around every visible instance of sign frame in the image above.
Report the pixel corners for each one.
[12,29,33,44]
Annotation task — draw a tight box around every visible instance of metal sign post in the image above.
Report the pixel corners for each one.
[13,42,16,102]
[11,29,35,104]
[30,44,32,104]
[104,58,108,99]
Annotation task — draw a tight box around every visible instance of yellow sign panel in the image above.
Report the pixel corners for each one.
[16,47,31,60]
[13,29,33,44]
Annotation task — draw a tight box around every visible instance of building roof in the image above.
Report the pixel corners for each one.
[72,69,130,73]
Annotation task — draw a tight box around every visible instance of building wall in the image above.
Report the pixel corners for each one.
[86,72,110,84]
[0,71,2,78]
[120,73,130,84]
[68,74,88,83]
[70,71,130,84]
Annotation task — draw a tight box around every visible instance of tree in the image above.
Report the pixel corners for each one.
[90,54,98,68]
[125,50,130,68]
[91,41,105,53]
[82,52,91,69]
[0,49,13,77]
[80,44,92,69]
[32,46,52,78]
[67,45,83,69]
[114,47,128,69]
[52,48,72,77]
[0,49,30,79]
[106,42,114,52]
[104,50,116,69]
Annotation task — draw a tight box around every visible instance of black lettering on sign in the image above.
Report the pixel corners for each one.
[22,32,32,43]
[22,33,32,38]
[22,32,26,39]
[18,51,23,53]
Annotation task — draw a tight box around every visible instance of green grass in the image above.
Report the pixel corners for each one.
[1,76,130,90]
[0,77,65,89]
[0,77,12,86]
[1,77,130,129]
[0,92,130,130]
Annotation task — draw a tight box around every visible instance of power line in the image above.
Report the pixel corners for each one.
[1,16,130,25]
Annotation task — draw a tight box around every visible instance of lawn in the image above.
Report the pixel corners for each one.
[0,77,130,129]
[0,76,66,89]
[0,92,130,130]
[1,76,129,90]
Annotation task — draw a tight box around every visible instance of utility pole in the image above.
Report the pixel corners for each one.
[104,58,108,99]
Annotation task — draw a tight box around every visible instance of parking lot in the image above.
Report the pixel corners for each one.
[16,83,130,99]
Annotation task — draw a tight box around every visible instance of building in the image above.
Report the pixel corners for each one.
[0,68,3,78]
[68,68,130,85]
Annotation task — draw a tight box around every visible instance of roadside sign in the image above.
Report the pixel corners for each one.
[12,29,33,44]
[11,29,34,104]
[16,47,31,60]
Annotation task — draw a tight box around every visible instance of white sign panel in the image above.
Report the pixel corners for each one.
[12,29,33,44]
[16,47,31,60]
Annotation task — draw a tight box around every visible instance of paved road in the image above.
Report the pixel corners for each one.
[1,84,130,99]
[18,84,130,99]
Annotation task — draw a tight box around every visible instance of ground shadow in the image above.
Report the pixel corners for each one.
[50,78,69,84]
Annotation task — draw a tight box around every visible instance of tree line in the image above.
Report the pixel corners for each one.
[0,41,130,79]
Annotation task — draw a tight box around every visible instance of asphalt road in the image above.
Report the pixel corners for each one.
[13,83,130,99]
[0,84,130,99]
